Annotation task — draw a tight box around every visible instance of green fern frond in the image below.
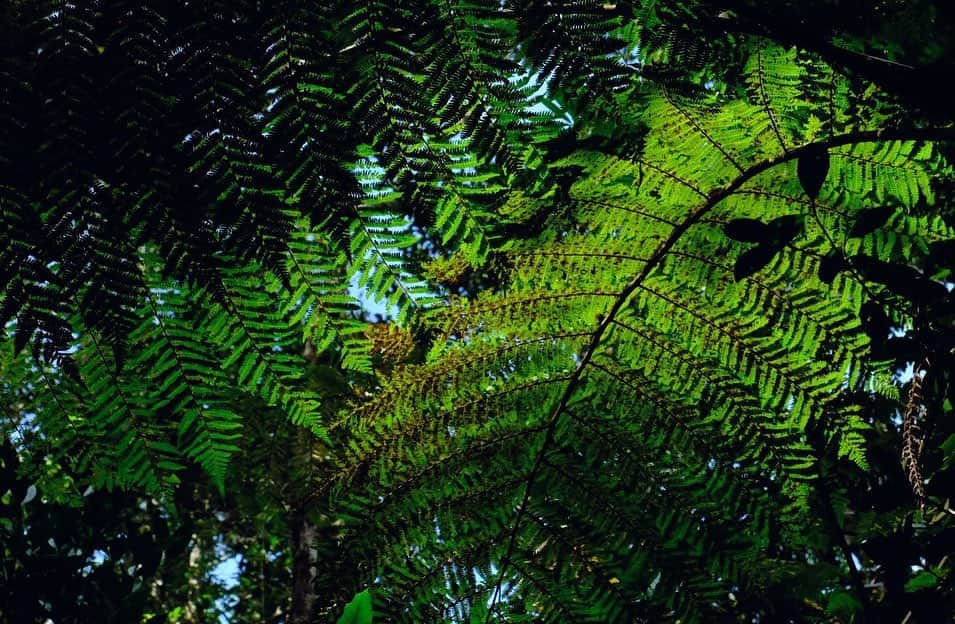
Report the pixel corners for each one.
[210,262,326,437]
[350,153,443,321]
[284,220,373,374]
[131,278,242,490]
[328,41,955,621]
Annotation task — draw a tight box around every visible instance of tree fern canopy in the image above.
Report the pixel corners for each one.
[2,1,955,623]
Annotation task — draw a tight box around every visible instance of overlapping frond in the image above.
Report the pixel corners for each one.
[2,3,954,622]
[3,0,572,489]
[326,40,955,622]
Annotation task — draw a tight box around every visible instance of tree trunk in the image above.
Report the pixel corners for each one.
[289,502,318,623]
[289,506,318,623]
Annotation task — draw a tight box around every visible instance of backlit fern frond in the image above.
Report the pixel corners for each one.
[512,0,630,105]
[211,261,325,435]
[260,0,356,235]
[2,4,955,621]
[284,220,373,374]
[324,39,955,622]
[171,2,292,277]
[350,153,443,321]
[130,275,243,490]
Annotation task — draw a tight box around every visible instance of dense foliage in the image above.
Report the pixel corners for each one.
[2,1,955,622]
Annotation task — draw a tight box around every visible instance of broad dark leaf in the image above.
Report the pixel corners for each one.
[901,278,947,305]
[881,336,919,361]
[766,213,805,246]
[797,144,829,200]
[852,255,948,304]
[852,254,915,283]
[818,251,847,284]
[724,218,769,242]
[859,301,891,342]
[849,206,895,237]
[733,244,778,280]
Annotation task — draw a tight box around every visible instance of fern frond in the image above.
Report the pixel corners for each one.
[330,42,955,621]
[284,221,373,374]
[350,153,443,321]
[132,278,242,489]
[210,262,326,437]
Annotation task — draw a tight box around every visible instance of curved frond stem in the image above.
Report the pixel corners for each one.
[484,124,955,617]
[508,250,647,263]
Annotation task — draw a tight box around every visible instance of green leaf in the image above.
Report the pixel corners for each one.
[469,600,489,623]
[905,570,939,592]
[337,589,373,624]
[825,589,862,620]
